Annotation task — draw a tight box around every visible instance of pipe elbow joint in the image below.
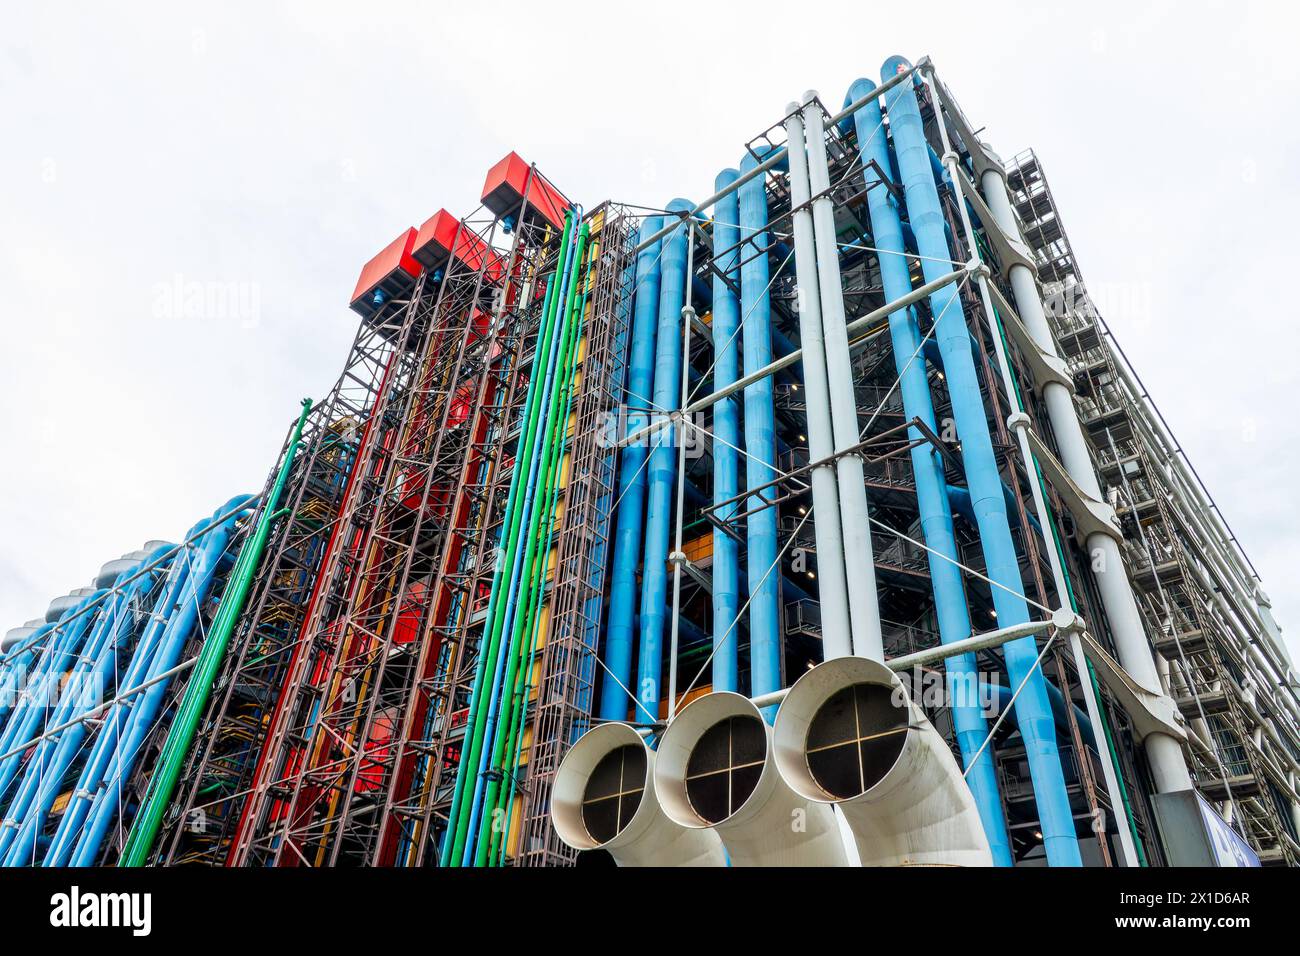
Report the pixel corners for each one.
[840,78,879,135]
[881,55,915,83]
[740,145,786,176]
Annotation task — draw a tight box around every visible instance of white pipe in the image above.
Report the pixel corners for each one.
[802,92,884,661]
[783,102,852,660]
[653,692,848,865]
[772,656,992,866]
[551,722,725,867]
[976,148,1193,793]
[750,614,1071,712]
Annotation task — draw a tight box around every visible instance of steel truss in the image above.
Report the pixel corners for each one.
[152,303,415,865]
[220,200,551,866]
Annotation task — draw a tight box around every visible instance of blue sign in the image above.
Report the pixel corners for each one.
[1195,792,1261,867]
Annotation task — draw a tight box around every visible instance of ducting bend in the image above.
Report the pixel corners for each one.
[654,692,848,866]
[552,722,725,867]
[773,657,993,867]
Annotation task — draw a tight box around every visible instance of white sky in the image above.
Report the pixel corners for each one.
[2,1,1296,660]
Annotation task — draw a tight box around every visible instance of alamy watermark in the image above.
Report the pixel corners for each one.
[152,273,261,329]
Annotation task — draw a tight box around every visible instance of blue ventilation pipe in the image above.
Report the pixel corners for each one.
[0,583,132,861]
[57,502,250,867]
[0,627,43,729]
[599,216,664,721]
[574,236,640,724]
[43,528,199,866]
[844,76,1012,866]
[881,54,1080,866]
[738,153,781,704]
[0,592,105,801]
[637,199,694,718]
[0,613,88,758]
[710,173,742,693]
[0,547,171,866]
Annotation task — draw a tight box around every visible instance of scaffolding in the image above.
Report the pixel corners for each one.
[1007,150,1300,864]
[154,324,400,864]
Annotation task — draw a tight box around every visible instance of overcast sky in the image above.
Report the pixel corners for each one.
[2,1,1296,660]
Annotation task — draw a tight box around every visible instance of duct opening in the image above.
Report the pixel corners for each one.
[581,744,646,843]
[805,683,908,799]
[683,715,766,824]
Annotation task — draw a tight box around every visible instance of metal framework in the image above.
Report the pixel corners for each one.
[53,61,1292,870]
[1007,150,1300,863]
[514,203,636,866]
[223,206,536,866]
[367,195,555,868]
[153,264,433,864]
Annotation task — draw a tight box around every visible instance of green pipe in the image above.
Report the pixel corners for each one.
[437,267,563,864]
[487,234,596,864]
[443,214,576,865]
[120,397,313,866]
[992,309,1148,865]
[491,241,598,866]
[444,223,574,864]
[472,222,590,865]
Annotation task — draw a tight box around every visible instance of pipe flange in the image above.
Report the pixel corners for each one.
[1051,607,1085,634]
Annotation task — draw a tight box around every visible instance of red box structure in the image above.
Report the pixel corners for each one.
[481,152,569,232]
[349,228,421,319]
[412,209,505,282]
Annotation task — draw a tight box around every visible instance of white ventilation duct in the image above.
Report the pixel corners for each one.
[772,656,993,867]
[1,621,43,655]
[551,722,725,867]
[45,587,94,624]
[653,692,848,866]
